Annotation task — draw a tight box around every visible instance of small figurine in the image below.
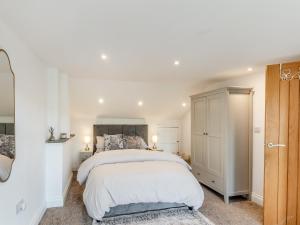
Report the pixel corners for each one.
[48,127,55,141]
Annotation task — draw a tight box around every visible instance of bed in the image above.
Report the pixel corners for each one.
[77,124,204,221]
[0,127,15,182]
[0,154,13,181]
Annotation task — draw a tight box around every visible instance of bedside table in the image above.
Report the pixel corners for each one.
[148,148,164,152]
[179,155,191,165]
[80,149,93,163]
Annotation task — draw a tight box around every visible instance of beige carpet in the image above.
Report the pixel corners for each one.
[200,187,262,225]
[39,175,262,225]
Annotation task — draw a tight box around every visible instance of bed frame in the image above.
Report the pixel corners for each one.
[93,124,148,153]
[0,123,14,135]
[92,124,192,220]
[102,203,190,219]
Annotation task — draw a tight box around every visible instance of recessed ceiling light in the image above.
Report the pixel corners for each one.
[182,102,187,107]
[247,67,253,72]
[101,54,108,61]
[174,60,180,66]
[98,98,104,104]
[138,101,143,106]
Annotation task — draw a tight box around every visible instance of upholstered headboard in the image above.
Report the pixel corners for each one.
[93,124,148,153]
[0,123,14,135]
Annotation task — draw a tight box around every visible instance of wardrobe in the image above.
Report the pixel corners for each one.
[191,87,253,203]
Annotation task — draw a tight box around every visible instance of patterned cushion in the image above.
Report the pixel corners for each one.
[96,136,105,152]
[104,134,124,150]
[0,135,15,159]
[124,136,148,149]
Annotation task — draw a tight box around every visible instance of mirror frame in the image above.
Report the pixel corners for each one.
[0,49,16,182]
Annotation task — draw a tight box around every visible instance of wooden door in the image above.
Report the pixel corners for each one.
[264,62,300,225]
[206,93,224,177]
[192,97,207,168]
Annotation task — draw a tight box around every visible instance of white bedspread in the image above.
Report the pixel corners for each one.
[77,150,204,220]
[0,154,12,181]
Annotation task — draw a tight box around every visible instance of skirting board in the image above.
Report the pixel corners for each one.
[46,196,64,208]
[46,173,73,208]
[251,192,263,206]
[30,203,46,225]
[63,173,73,203]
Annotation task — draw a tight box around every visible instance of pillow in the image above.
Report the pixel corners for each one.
[137,136,148,149]
[123,136,138,149]
[123,136,148,149]
[104,134,124,150]
[0,154,13,181]
[0,135,15,159]
[96,136,105,152]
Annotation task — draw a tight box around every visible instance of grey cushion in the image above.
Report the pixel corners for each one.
[123,136,148,149]
[137,136,148,149]
[0,135,15,159]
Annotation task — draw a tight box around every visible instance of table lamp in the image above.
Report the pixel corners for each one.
[84,136,91,151]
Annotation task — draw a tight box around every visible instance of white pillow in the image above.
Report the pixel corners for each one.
[96,136,105,151]
[0,154,12,181]
[137,136,148,149]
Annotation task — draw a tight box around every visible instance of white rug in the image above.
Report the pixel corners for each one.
[93,208,215,225]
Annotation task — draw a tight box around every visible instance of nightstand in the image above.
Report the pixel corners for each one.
[80,149,93,163]
[148,148,164,152]
[179,155,191,165]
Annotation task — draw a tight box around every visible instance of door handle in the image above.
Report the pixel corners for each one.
[267,143,286,149]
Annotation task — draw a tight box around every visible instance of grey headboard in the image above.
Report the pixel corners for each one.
[93,124,148,153]
[0,123,14,135]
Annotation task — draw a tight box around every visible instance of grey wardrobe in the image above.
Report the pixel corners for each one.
[191,87,253,203]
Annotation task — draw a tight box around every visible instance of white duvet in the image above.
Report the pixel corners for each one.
[77,149,204,220]
[0,154,13,181]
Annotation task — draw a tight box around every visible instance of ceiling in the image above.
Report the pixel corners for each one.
[70,78,192,121]
[1,0,300,84]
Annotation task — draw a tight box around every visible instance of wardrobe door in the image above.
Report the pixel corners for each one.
[193,97,207,134]
[206,93,224,178]
[192,97,207,168]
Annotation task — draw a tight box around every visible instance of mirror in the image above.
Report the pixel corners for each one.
[0,49,15,182]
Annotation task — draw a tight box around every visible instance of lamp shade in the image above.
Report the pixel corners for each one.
[84,136,91,144]
[152,135,158,143]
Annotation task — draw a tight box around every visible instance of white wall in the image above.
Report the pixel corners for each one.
[59,73,71,137]
[0,116,14,123]
[180,111,191,160]
[70,116,181,169]
[47,69,71,139]
[46,68,60,138]
[181,73,265,204]
[69,77,188,169]
[45,140,73,208]
[0,19,48,225]
[0,71,14,117]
